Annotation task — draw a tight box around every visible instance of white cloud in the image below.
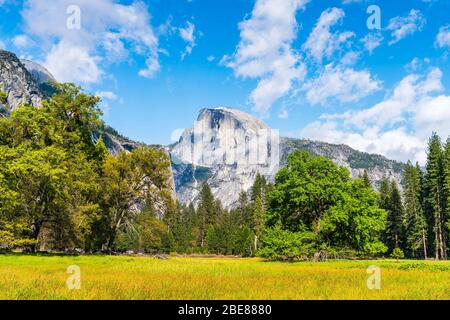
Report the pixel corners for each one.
[405,57,430,72]
[21,0,160,83]
[387,9,426,45]
[414,95,450,139]
[342,68,442,129]
[207,55,215,62]
[341,51,360,65]
[179,21,196,60]
[12,34,34,49]
[303,7,354,63]
[301,121,426,164]
[0,40,5,49]
[436,25,450,49]
[44,42,102,83]
[96,91,118,101]
[95,90,121,114]
[301,68,449,164]
[227,0,309,115]
[303,64,381,106]
[361,32,383,54]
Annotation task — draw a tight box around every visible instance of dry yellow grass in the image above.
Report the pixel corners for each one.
[0,254,448,300]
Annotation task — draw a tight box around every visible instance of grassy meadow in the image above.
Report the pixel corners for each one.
[0,254,448,300]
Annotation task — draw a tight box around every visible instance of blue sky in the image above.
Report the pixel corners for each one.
[0,0,449,164]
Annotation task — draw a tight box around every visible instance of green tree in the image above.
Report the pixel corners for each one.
[391,247,405,261]
[385,181,405,253]
[267,151,350,234]
[378,178,391,211]
[423,133,447,259]
[197,183,218,248]
[115,207,168,253]
[361,170,372,189]
[251,173,267,203]
[101,146,174,250]
[258,225,316,261]
[266,151,387,257]
[252,195,265,251]
[403,162,428,259]
[443,139,450,257]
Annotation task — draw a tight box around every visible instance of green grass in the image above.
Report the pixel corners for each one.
[0,254,449,300]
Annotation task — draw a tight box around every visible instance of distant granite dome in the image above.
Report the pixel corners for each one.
[170,107,405,209]
[171,107,280,208]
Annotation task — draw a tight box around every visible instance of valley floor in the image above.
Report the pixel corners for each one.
[0,255,448,300]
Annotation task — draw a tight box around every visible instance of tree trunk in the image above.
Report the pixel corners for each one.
[30,221,42,253]
[437,218,446,259]
[422,229,428,260]
[106,229,118,251]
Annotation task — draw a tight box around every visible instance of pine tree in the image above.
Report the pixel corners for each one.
[378,178,391,211]
[251,173,267,203]
[237,191,252,227]
[197,183,217,248]
[385,181,405,253]
[252,195,265,251]
[403,162,428,259]
[424,133,447,260]
[361,170,372,189]
[442,139,450,257]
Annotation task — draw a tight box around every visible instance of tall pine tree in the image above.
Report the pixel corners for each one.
[442,139,450,257]
[197,183,217,248]
[403,162,428,259]
[378,178,391,211]
[385,181,405,253]
[424,133,447,260]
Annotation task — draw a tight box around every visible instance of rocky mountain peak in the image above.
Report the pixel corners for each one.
[20,59,57,85]
[171,107,281,208]
[197,107,270,131]
[173,107,278,166]
[0,50,43,112]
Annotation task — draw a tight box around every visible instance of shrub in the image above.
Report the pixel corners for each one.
[258,225,316,261]
[391,248,405,261]
[0,91,7,104]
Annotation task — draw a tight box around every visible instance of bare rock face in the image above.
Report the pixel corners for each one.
[20,59,57,85]
[0,50,43,112]
[171,108,405,209]
[171,108,280,208]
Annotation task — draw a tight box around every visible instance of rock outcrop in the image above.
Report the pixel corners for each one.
[171,108,280,208]
[0,50,43,112]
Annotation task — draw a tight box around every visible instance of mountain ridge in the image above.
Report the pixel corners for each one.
[170,107,405,208]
